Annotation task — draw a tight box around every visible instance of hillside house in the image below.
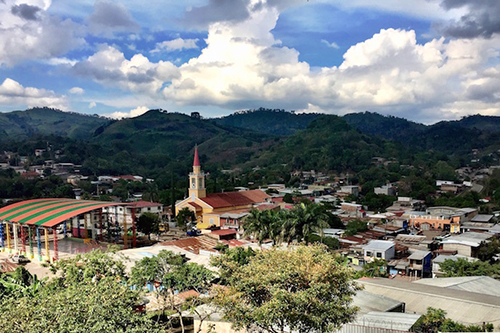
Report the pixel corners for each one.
[363,240,395,263]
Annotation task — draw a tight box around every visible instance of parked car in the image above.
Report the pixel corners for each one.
[11,254,30,264]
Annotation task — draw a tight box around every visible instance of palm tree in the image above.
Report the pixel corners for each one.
[243,209,282,246]
[283,202,329,244]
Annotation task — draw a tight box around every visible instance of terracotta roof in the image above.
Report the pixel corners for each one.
[177,289,200,300]
[255,204,279,211]
[188,202,202,210]
[211,229,237,236]
[221,239,246,247]
[160,235,218,255]
[200,189,269,209]
[118,175,138,180]
[193,146,200,167]
[127,201,162,208]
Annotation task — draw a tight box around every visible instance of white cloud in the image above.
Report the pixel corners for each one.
[0,0,84,67]
[88,101,97,109]
[68,1,500,122]
[71,44,180,94]
[109,106,149,119]
[0,78,68,110]
[69,87,84,94]
[321,39,339,49]
[151,38,199,53]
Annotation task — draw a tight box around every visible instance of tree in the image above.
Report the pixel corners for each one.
[130,250,214,333]
[282,202,329,244]
[137,212,161,240]
[176,207,195,231]
[412,307,494,333]
[212,244,360,333]
[243,209,282,245]
[283,193,294,203]
[210,247,256,283]
[439,258,500,278]
[354,259,387,278]
[344,219,368,236]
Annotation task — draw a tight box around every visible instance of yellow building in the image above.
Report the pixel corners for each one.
[175,146,270,230]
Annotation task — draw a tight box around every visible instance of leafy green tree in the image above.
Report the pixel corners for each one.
[283,193,294,203]
[344,219,368,236]
[412,307,494,333]
[137,212,161,240]
[0,276,162,333]
[439,258,500,278]
[212,244,360,333]
[130,250,214,332]
[50,247,126,285]
[355,259,387,278]
[211,247,256,283]
[176,207,195,231]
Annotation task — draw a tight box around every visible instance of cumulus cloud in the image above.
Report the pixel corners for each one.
[11,4,41,21]
[151,38,199,53]
[88,101,97,108]
[71,44,180,94]
[88,0,139,36]
[435,0,500,38]
[0,78,68,109]
[109,106,149,119]
[0,0,84,66]
[69,87,84,94]
[321,39,339,49]
[71,1,500,122]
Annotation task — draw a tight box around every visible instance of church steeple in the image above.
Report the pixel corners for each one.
[189,145,206,198]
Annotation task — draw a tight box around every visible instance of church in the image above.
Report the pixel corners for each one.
[175,146,271,230]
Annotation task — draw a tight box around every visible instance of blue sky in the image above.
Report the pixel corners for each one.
[0,0,499,123]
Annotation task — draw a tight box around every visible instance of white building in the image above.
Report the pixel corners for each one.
[363,240,395,262]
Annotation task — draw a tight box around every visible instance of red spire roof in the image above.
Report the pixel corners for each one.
[193,145,200,167]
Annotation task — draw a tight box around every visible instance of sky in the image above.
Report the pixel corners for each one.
[0,0,499,123]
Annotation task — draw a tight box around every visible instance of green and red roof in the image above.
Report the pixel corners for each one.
[0,199,126,227]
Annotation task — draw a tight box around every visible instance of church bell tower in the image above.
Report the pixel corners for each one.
[189,145,206,198]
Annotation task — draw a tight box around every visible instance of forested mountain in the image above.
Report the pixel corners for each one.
[2,107,500,180]
[0,107,110,140]
[213,108,322,136]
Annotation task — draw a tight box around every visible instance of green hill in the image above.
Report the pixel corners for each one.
[0,107,110,140]
[89,110,275,176]
[213,108,322,136]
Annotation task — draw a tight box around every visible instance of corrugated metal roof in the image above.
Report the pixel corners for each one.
[359,278,500,326]
[0,198,126,227]
[413,276,500,297]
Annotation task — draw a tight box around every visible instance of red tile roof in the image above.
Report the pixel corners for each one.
[200,189,269,209]
[211,229,237,236]
[127,201,162,208]
[188,202,202,210]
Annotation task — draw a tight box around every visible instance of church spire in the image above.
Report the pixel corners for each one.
[193,145,200,167]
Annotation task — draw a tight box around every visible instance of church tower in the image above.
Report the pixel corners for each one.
[189,145,206,198]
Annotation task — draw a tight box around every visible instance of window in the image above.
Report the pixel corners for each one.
[209,218,214,225]
[366,251,372,257]
[376,252,382,258]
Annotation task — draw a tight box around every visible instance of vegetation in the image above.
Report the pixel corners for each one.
[354,259,388,278]
[211,244,360,333]
[412,307,494,332]
[137,212,161,240]
[439,258,500,279]
[176,207,196,231]
[344,219,368,236]
[243,202,330,245]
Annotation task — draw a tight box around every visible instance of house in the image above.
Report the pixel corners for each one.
[363,240,395,263]
[407,206,478,233]
[407,250,432,278]
[175,147,270,230]
[440,232,493,257]
[374,185,396,196]
[341,202,364,217]
[339,185,359,197]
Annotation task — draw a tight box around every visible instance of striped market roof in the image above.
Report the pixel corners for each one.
[0,198,126,228]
